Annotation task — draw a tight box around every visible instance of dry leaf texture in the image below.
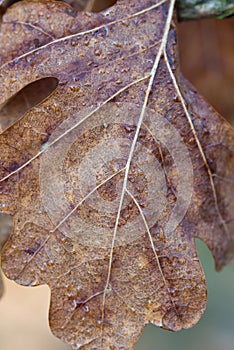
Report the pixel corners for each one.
[0,0,233,349]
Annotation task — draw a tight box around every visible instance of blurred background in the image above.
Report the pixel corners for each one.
[0,1,233,349]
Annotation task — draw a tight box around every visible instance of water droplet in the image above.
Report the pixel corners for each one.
[121,67,130,73]
[113,41,122,48]
[187,137,195,146]
[47,259,54,266]
[30,279,39,286]
[84,37,90,46]
[69,85,80,92]
[122,20,130,27]
[115,79,122,85]
[107,285,113,293]
[94,48,102,56]
[124,124,135,133]
[178,258,186,265]
[104,26,109,36]
[84,305,89,312]
[136,184,145,193]
[169,286,175,294]
[39,265,46,272]
[26,56,33,63]
[72,300,77,308]
[71,38,78,47]
[173,95,180,103]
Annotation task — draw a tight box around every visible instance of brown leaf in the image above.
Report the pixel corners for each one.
[0,0,233,349]
[0,0,87,11]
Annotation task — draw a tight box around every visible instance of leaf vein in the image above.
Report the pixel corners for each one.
[163,49,230,239]
[0,0,168,71]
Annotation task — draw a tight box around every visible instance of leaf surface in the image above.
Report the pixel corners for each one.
[0,0,233,349]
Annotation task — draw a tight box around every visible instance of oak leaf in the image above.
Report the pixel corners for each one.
[0,0,233,349]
